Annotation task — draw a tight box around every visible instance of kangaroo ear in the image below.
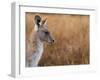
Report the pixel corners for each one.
[34,15,41,26]
[34,15,41,31]
[34,15,41,23]
[42,18,47,25]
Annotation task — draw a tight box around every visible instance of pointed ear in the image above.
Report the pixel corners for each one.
[34,15,41,24]
[42,18,47,25]
[34,15,41,31]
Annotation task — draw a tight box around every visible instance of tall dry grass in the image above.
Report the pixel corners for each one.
[26,12,89,66]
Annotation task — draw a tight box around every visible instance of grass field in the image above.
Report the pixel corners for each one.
[26,12,89,66]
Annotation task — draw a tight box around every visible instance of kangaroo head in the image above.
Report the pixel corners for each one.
[34,15,54,44]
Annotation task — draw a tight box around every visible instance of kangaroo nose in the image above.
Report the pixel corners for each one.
[52,40,55,43]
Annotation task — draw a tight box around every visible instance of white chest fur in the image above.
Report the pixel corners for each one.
[31,39,43,67]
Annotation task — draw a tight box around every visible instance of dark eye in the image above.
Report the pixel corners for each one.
[45,31,49,34]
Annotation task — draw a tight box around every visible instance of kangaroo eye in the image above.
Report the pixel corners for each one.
[45,32,49,34]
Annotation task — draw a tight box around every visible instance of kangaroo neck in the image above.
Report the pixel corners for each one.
[37,38,43,51]
[31,37,44,67]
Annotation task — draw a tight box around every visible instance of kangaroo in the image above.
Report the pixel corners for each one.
[26,15,54,67]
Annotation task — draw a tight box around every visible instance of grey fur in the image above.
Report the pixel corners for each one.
[26,15,54,67]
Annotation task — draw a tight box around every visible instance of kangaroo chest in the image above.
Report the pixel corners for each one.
[31,39,43,66]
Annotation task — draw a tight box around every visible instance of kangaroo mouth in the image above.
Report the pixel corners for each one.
[44,39,55,45]
[48,40,55,45]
